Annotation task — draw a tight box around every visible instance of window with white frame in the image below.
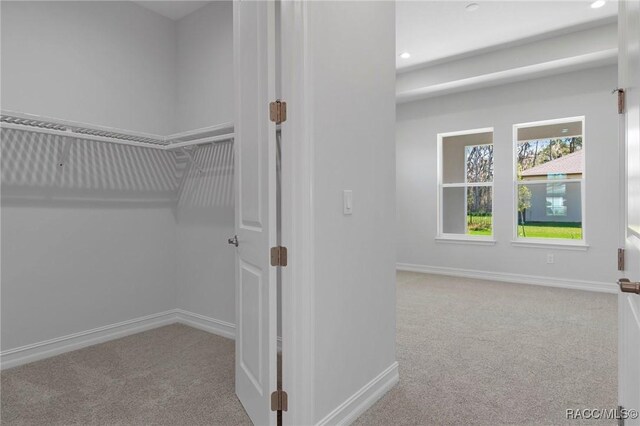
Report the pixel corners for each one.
[438,129,494,238]
[514,118,584,241]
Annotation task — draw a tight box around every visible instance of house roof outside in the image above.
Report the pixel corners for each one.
[521,150,583,178]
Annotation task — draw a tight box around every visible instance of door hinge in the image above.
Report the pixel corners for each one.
[270,246,288,267]
[269,100,287,124]
[618,248,625,271]
[613,88,625,114]
[271,390,288,412]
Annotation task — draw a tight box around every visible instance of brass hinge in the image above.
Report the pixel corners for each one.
[613,88,625,114]
[618,248,625,271]
[270,246,288,267]
[269,100,287,124]
[271,390,288,412]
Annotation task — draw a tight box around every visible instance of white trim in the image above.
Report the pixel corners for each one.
[165,122,234,141]
[516,178,582,185]
[281,1,316,424]
[436,236,497,246]
[437,128,495,240]
[0,310,177,370]
[0,309,238,370]
[513,115,586,130]
[510,239,589,251]
[315,362,399,426]
[442,182,492,188]
[512,116,587,245]
[174,309,236,340]
[397,263,617,294]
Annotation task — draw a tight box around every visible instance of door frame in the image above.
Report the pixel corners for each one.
[618,0,631,278]
[280,1,315,425]
[617,0,640,420]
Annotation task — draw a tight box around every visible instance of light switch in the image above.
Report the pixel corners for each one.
[343,190,353,215]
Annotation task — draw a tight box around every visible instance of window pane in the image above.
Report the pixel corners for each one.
[517,137,583,181]
[442,187,466,234]
[442,186,493,236]
[442,131,492,184]
[465,145,493,183]
[467,186,492,236]
[517,181,582,240]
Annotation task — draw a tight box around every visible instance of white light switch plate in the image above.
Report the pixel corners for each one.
[343,190,353,215]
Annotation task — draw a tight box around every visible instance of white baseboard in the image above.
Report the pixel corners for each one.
[1,309,237,370]
[174,309,236,340]
[316,361,399,426]
[0,310,177,370]
[397,263,617,294]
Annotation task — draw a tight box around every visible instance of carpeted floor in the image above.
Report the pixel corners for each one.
[354,272,617,425]
[1,272,617,425]
[1,324,251,425]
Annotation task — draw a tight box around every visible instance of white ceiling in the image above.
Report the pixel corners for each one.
[397,0,617,70]
[132,1,211,21]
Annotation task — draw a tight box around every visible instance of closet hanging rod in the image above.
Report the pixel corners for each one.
[165,121,234,141]
[165,133,234,150]
[0,110,235,150]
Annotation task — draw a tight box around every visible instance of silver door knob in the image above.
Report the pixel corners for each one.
[228,235,239,247]
[619,278,640,294]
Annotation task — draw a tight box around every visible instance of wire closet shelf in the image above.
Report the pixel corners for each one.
[0,110,234,151]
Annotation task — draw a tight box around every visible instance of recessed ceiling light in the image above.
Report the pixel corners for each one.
[400,52,411,59]
[591,0,606,9]
[561,128,569,133]
[465,3,480,12]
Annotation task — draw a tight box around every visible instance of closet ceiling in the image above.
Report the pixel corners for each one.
[131,1,212,20]
[397,0,618,70]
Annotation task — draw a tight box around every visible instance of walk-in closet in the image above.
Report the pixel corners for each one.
[1,0,247,422]
[2,2,400,425]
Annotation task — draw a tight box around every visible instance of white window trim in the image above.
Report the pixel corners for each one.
[437,127,495,241]
[512,116,587,247]
[436,236,497,245]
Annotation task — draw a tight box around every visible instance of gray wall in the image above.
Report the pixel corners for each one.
[397,65,619,284]
[1,203,177,349]
[175,142,235,325]
[0,131,179,350]
[176,1,234,132]
[305,2,397,422]
[1,1,235,352]
[0,1,177,135]
[173,1,235,325]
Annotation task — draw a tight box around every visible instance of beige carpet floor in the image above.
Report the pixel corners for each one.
[1,272,617,425]
[1,324,251,425]
[354,272,617,425]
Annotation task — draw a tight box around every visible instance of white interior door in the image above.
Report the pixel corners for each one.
[619,1,640,424]
[233,1,277,424]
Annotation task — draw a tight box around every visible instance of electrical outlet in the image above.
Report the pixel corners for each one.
[547,254,554,264]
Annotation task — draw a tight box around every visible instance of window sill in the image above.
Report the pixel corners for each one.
[435,236,497,246]
[510,239,589,251]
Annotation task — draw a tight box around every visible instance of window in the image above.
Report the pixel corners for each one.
[514,117,584,241]
[438,129,494,239]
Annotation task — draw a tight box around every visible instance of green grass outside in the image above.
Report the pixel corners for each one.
[467,215,492,236]
[517,221,582,239]
[466,216,582,239]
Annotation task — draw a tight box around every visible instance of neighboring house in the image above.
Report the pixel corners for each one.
[520,150,583,223]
